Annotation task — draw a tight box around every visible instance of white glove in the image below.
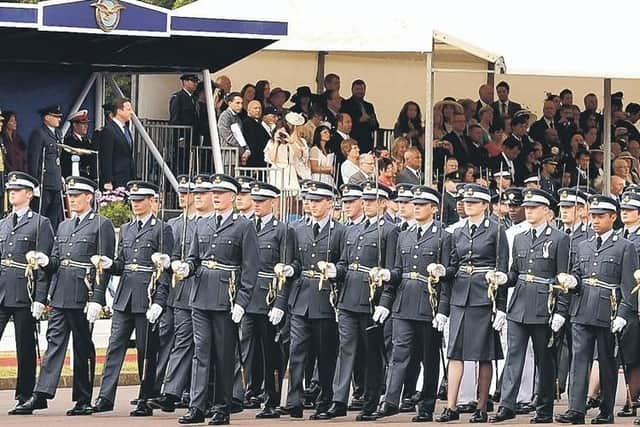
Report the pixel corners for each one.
[91,255,113,269]
[26,250,49,268]
[151,253,171,269]
[274,263,295,278]
[86,302,102,324]
[31,302,45,320]
[372,306,390,324]
[492,310,507,331]
[427,263,446,279]
[268,307,284,325]
[231,304,245,323]
[378,268,391,282]
[612,316,627,333]
[486,270,508,285]
[171,261,190,278]
[432,313,448,332]
[557,273,578,289]
[317,261,337,279]
[145,303,163,324]
[550,314,565,332]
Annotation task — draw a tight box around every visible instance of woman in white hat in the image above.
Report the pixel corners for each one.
[264,112,310,191]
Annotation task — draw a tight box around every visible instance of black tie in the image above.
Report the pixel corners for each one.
[137,220,143,231]
[401,222,408,231]
[12,213,18,228]
[417,227,422,240]
[216,215,223,229]
[565,227,571,235]
[596,236,602,250]
[313,223,320,238]
[75,216,80,228]
[532,229,537,241]
[255,217,262,232]
[624,229,629,239]
[364,219,370,229]
[501,102,507,115]
[470,224,477,236]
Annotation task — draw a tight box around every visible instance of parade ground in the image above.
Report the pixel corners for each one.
[0,383,633,427]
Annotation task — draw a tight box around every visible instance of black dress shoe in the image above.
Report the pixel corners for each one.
[492,392,501,403]
[205,406,215,418]
[400,397,416,412]
[281,406,303,418]
[633,417,640,425]
[130,400,153,417]
[315,402,347,420]
[66,402,94,416]
[470,409,488,423]
[458,402,478,414]
[356,410,380,421]
[375,402,400,418]
[412,411,434,422]
[9,395,48,415]
[618,403,637,417]
[529,414,554,424]
[208,412,230,425]
[555,410,585,424]
[436,407,460,422]
[590,413,614,424]
[178,407,206,424]
[489,407,516,423]
[147,394,177,412]
[92,397,114,413]
[229,400,243,414]
[256,406,280,419]
[244,398,261,409]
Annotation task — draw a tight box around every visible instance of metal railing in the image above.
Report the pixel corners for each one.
[374,128,396,150]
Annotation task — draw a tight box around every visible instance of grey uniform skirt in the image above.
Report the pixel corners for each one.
[447,305,503,361]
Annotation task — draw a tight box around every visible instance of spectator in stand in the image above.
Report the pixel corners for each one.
[290,86,315,116]
[378,157,396,189]
[489,138,521,184]
[617,103,640,142]
[321,73,341,100]
[628,140,640,174]
[613,154,636,186]
[611,175,626,198]
[254,80,270,107]
[61,110,97,180]
[242,101,274,167]
[492,80,522,120]
[239,83,256,120]
[324,89,342,128]
[439,99,461,134]
[475,84,494,120]
[268,87,290,116]
[396,147,422,185]
[302,105,324,143]
[529,100,557,143]
[1,111,27,172]
[309,124,335,185]
[460,98,477,124]
[467,123,489,168]
[575,149,594,186]
[443,112,471,166]
[477,105,494,144]
[557,103,579,148]
[341,79,379,153]
[393,101,423,146]
[99,97,136,190]
[213,75,232,114]
[559,88,573,109]
[193,82,210,146]
[461,165,476,183]
[579,93,603,132]
[444,157,459,175]
[433,103,446,141]
[218,91,251,165]
[340,139,360,184]
[375,145,389,159]
[390,136,409,165]
[484,122,505,157]
[328,112,352,165]
[560,131,587,173]
[347,152,375,185]
[264,112,310,190]
[169,73,198,126]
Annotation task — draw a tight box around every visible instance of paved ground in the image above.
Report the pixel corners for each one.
[0,386,636,427]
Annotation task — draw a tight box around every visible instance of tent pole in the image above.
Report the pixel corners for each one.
[424,51,434,186]
[60,72,98,136]
[315,51,327,93]
[95,72,104,130]
[105,73,179,192]
[603,78,612,195]
[202,69,223,173]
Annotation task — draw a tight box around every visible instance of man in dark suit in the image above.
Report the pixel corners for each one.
[328,113,353,186]
[579,93,603,133]
[99,98,136,190]
[243,103,275,168]
[475,84,494,120]
[396,147,422,185]
[529,100,558,143]
[27,105,65,230]
[340,80,379,154]
[443,113,471,166]
[169,74,198,127]
[492,81,522,120]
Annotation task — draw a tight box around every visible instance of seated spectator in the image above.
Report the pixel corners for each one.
[460,98,477,124]
[393,101,423,146]
[242,101,274,167]
[557,103,579,148]
[529,100,557,143]
[340,139,360,184]
[613,153,639,185]
[616,102,640,142]
[375,145,389,159]
[0,111,27,172]
[579,93,603,132]
[348,152,375,185]
[239,83,256,120]
[378,157,395,189]
[324,89,342,128]
[309,124,335,185]
[390,136,409,164]
[584,126,600,148]
[611,175,626,198]
[435,99,463,135]
[396,147,422,185]
[302,105,324,143]
[461,165,476,183]
[443,112,471,166]
[444,157,459,175]
[484,122,505,157]
[268,87,290,116]
[477,105,494,144]
[467,123,490,167]
[218,91,251,164]
[255,80,270,107]
[291,86,316,116]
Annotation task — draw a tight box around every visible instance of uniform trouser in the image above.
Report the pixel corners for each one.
[38,189,64,231]
[500,321,554,417]
[98,309,159,403]
[232,315,264,404]
[190,309,236,414]
[557,322,573,394]
[331,310,384,412]
[286,314,337,409]
[161,308,193,398]
[568,323,617,416]
[35,308,94,403]
[385,318,440,413]
[497,320,536,403]
[404,344,421,400]
[154,308,175,395]
[233,313,281,408]
[0,306,36,402]
[352,335,366,399]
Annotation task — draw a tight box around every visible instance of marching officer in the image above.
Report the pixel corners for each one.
[434,183,509,423]
[148,175,196,412]
[236,175,256,220]
[315,182,398,421]
[555,195,638,424]
[375,185,450,422]
[234,181,294,418]
[275,181,346,419]
[396,184,416,231]
[0,172,54,414]
[490,188,570,423]
[91,181,174,416]
[172,174,258,425]
[27,105,64,230]
[13,176,116,415]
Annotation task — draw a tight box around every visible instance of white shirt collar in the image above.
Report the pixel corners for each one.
[182,88,193,96]
[258,213,273,225]
[350,214,364,225]
[113,117,128,132]
[242,210,255,219]
[12,206,29,218]
[73,208,92,222]
[216,208,234,225]
[467,216,484,229]
[597,229,614,244]
[46,125,57,134]
[135,212,153,226]
[529,222,547,237]
[197,209,215,219]
[312,214,331,232]
[416,220,434,233]
[406,166,420,176]
[626,223,640,234]
[401,218,416,228]
[337,129,349,139]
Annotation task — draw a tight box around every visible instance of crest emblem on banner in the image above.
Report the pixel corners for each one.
[91,0,125,32]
